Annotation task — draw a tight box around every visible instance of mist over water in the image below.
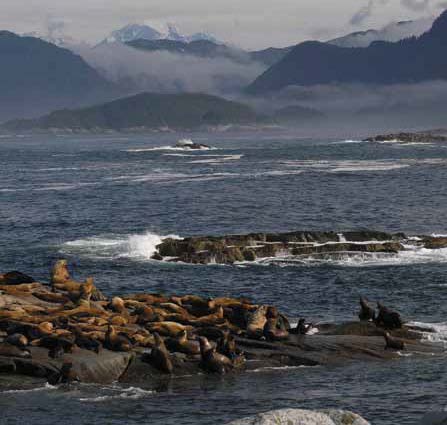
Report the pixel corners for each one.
[2,131,447,424]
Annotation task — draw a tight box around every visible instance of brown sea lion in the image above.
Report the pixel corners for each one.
[263,317,289,341]
[199,336,233,374]
[59,362,79,383]
[188,306,225,327]
[5,333,28,349]
[0,343,31,358]
[384,332,405,350]
[359,297,376,321]
[246,305,268,338]
[166,330,200,355]
[144,333,173,374]
[375,303,403,329]
[212,297,253,308]
[104,325,132,352]
[108,297,127,314]
[123,293,169,305]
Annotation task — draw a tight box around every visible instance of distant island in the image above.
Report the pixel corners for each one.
[1,92,263,132]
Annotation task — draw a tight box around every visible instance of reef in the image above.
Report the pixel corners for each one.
[0,261,443,388]
[363,131,447,144]
[153,230,447,265]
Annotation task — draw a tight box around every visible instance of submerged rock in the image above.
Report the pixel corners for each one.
[227,408,370,425]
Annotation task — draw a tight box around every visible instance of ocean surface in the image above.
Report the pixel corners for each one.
[1,131,447,424]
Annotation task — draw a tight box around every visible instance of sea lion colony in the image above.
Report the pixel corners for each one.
[0,261,406,383]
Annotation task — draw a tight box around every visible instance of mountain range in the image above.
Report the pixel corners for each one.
[247,10,447,94]
[0,31,119,121]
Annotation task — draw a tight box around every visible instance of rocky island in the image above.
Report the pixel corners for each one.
[363,131,447,144]
[152,229,447,264]
[0,260,443,388]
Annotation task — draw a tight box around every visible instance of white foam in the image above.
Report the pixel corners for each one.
[1,383,57,394]
[79,386,154,402]
[188,154,243,164]
[61,231,182,260]
[249,365,314,373]
[407,321,447,346]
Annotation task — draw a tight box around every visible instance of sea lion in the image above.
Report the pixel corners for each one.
[108,297,127,314]
[104,325,132,352]
[0,271,35,285]
[263,317,289,341]
[375,303,403,329]
[0,343,31,358]
[32,335,75,355]
[146,321,192,337]
[384,332,405,350]
[135,306,158,325]
[5,333,28,349]
[290,318,312,335]
[359,297,376,321]
[199,336,233,374]
[166,330,200,355]
[246,305,268,338]
[144,333,173,374]
[60,362,79,383]
[188,306,225,327]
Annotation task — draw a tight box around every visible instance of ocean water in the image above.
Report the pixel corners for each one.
[1,131,447,424]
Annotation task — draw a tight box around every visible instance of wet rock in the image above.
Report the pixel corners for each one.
[423,237,447,249]
[0,271,35,285]
[227,408,370,425]
[155,230,406,264]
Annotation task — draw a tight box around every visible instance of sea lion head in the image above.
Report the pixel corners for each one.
[198,336,213,355]
[110,296,126,313]
[266,306,279,319]
[51,260,70,284]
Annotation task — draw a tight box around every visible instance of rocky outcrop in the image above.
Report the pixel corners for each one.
[153,230,429,264]
[227,409,370,425]
[363,132,447,143]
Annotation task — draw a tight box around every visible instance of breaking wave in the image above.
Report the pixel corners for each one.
[79,386,154,403]
[60,231,182,260]
[124,138,215,152]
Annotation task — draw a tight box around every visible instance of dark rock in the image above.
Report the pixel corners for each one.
[0,271,35,285]
[364,132,447,144]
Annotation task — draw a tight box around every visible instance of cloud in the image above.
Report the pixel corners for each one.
[350,0,389,26]
[401,0,430,11]
[75,42,266,95]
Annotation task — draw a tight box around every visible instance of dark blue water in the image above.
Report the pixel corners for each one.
[1,132,447,424]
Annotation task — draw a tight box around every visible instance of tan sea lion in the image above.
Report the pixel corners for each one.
[189,306,225,326]
[144,333,173,374]
[146,321,192,337]
[263,317,289,341]
[384,332,405,350]
[246,305,268,338]
[166,330,200,355]
[199,336,233,374]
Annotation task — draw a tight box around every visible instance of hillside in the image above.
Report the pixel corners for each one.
[2,92,261,132]
[247,10,447,94]
[0,31,118,121]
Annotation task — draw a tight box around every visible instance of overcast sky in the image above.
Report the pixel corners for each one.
[1,0,446,49]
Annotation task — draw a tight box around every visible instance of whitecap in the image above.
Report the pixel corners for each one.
[1,383,57,394]
[79,386,154,402]
[60,231,182,260]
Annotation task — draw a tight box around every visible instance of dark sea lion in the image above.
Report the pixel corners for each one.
[384,331,405,350]
[60,362,79,383]
[359,297,376,321]
[166,330,200,355]
[0,271,35,285]
[375,303,403,329]
[290,318,312,335]
[104,325,132,352]
[5,333,28,349]
[263,317,289,341]
[144,333,173,374]
[32,335,75,354]
[199,336,233,374]
[0,343,31,358]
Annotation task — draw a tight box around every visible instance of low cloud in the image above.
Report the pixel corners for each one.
[74,42,266,95]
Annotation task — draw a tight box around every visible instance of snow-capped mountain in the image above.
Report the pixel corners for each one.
[329,17,435,48]
[100,23,219,45]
